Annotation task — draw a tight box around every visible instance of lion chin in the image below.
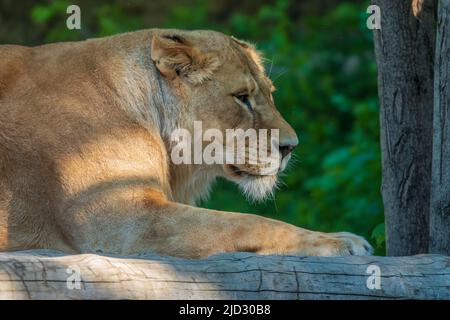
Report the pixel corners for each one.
[224,165,279,202]
[238,175,278,202]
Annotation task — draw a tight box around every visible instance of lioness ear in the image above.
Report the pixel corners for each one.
[230,36,265,74]
[151,35,220,84]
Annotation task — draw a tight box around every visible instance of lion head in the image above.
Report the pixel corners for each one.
[150,30,298,202]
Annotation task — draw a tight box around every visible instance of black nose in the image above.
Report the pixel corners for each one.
[279,144,297,158]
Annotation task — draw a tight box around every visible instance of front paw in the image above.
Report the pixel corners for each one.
[300,231,374,256]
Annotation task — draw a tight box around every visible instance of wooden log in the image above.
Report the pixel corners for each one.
[0,250,448,299]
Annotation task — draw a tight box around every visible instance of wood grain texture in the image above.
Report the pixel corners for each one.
[0,250,448,300]
[372,0,437,256]
[430,0,450,255]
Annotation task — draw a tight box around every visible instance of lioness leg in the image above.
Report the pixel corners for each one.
[134,202,373,258]
[56,186,372,258]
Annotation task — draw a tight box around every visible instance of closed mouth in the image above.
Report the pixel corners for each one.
[227,164,265,178]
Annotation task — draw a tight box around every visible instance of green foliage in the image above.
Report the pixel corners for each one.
[30,0,143,42]
[95,4,142,37]
[31,1,68,24]
[371,223,386,249]
[29,0,385,254]
[31,0,81,42]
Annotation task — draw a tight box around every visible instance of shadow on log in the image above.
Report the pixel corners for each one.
[0,250,448,299]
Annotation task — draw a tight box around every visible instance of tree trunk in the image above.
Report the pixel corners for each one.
[0,250,448,300]
[372,0,437,256]
[430,0,450,255]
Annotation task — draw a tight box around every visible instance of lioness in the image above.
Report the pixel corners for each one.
[0,29,372,258]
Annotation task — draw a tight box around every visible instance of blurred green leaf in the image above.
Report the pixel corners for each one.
[371,223,386,250]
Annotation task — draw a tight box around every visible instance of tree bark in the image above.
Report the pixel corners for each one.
[430,0,450,255]
[372,0,437,256]
[0,250,448,300]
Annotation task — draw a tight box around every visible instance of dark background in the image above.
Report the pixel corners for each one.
[0,0,384,254]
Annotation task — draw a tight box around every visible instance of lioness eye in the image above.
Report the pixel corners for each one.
[234,94,252,110]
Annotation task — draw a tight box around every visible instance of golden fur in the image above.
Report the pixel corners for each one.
[0,29,372,258]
